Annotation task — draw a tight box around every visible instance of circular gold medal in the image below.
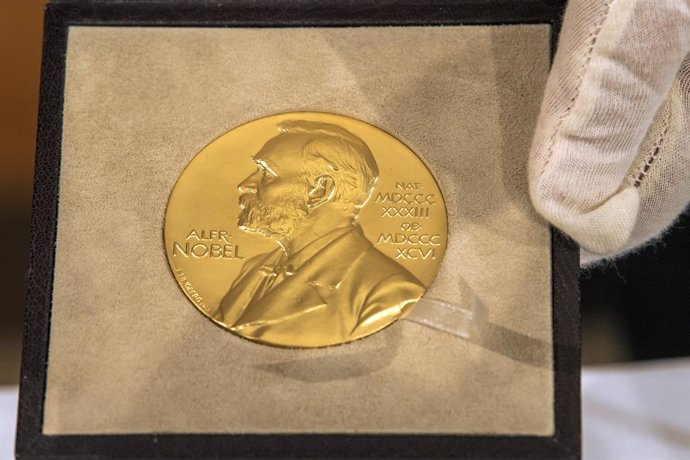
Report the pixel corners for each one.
[164,112,447,348]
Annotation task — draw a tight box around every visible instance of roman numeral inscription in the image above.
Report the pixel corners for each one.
[375,183,444,261]
[375,182,437,219]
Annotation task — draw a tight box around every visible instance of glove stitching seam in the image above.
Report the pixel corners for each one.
[633,116,670,188]
[538,0,615,179]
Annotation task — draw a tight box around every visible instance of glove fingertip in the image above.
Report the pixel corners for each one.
[533,185,640,255]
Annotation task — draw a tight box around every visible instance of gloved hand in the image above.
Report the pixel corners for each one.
[529,0,690,265]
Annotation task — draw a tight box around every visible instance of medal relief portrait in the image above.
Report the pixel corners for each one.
[213,121,425,347]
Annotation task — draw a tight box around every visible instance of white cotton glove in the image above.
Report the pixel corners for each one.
[529,0,690,265]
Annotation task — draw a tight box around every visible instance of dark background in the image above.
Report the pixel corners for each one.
[581,213,690,364]
[0,0,688,385]
[0,0,44,385]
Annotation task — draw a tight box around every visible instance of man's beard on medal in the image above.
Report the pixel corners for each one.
[237,182,310,240]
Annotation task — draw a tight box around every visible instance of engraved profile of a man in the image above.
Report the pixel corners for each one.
[214,120,424,347]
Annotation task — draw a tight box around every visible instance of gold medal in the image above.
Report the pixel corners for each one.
[164,112,448,348]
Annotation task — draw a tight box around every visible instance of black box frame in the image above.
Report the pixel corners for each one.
[17,0,579,458]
